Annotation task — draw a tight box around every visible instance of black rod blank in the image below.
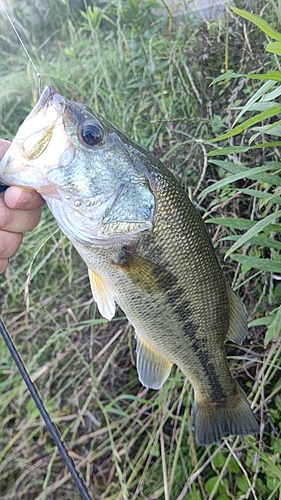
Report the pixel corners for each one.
[0,318,94,500]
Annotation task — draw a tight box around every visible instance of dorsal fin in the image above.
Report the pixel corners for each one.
[225,285,248,345]
[136,335,173,389]
[88,268,115,321]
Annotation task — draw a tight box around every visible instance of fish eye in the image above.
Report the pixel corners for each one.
[80,123,103,146]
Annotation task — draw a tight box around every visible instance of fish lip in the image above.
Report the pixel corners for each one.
[28,86,65,119]
[28,86,52,119]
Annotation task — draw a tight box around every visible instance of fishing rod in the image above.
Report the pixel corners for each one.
[0,318,95,500]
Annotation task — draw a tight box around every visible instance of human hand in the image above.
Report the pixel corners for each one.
[0,139,45,274]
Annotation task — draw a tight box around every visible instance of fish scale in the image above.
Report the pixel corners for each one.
[0,85,259,445]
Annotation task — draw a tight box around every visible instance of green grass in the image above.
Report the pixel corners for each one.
[1,0,281,499]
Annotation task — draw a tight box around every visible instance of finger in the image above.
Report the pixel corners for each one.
[0,230,23,260]
[0,139,11,159]
[0,197,42,233]
[4,186,45,210]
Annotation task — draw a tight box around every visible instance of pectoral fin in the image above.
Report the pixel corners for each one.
[136,335,173,389]
[225,285,248,345]
[113,247,176,294]
[88,268,115,321]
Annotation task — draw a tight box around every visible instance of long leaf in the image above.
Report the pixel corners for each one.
[207,141,281,156]
[239,188,281,205]
[233,80,276,126]
[209,105,281,143]
[205,158,245,171]
[261,85,281,102]
[199,163,281,199]
[231,254,281,273]
[222,235,281,251]
[242,102,280,112]
[248,316,273,327]
[251,123,281,137]
[244,72,281,81]
[231,7,281,41]
[225,210,281,257]
[212,71,281,85]
[207,146,250,156]
[206,217,281,233]
[212,71,243,84]
[208,159,281,186]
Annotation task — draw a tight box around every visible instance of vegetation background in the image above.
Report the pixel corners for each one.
[0,0,281,499]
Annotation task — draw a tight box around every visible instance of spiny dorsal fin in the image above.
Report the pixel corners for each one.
[226,285,248,345]
[88,268,115,321]
[136,335,173,389]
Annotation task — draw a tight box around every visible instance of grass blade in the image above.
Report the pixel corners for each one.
[244,71,281,81]
[233,80,276,126]
[206,217,281,233]
[199,163,281,199]
[231,7,281,41]
[209,104,281,143]
[225,210,281,257]
[231,254,281,273]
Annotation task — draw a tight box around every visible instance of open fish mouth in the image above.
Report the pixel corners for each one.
[0,86,75,196]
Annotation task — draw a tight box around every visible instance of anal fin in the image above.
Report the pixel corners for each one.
[88,268,115,321]
[136,335,173,389]
[226,285,248,345]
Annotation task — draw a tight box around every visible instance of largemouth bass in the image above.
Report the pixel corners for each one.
[0,86,259,445]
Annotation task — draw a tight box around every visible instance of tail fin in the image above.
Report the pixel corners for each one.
[194,388,259,446]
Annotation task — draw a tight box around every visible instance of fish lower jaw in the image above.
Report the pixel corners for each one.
[55,214,142,248]
[0,162,54,195]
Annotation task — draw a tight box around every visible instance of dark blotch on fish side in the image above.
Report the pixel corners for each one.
[167,286,227,402]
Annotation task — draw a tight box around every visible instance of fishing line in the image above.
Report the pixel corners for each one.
[0,0,41,95]
[0,318,94,500]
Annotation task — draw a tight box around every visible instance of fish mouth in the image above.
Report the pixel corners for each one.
[28,85,64,118]
[0,86,72,190]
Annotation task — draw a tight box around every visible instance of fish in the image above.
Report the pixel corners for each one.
[0,85,259,445]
